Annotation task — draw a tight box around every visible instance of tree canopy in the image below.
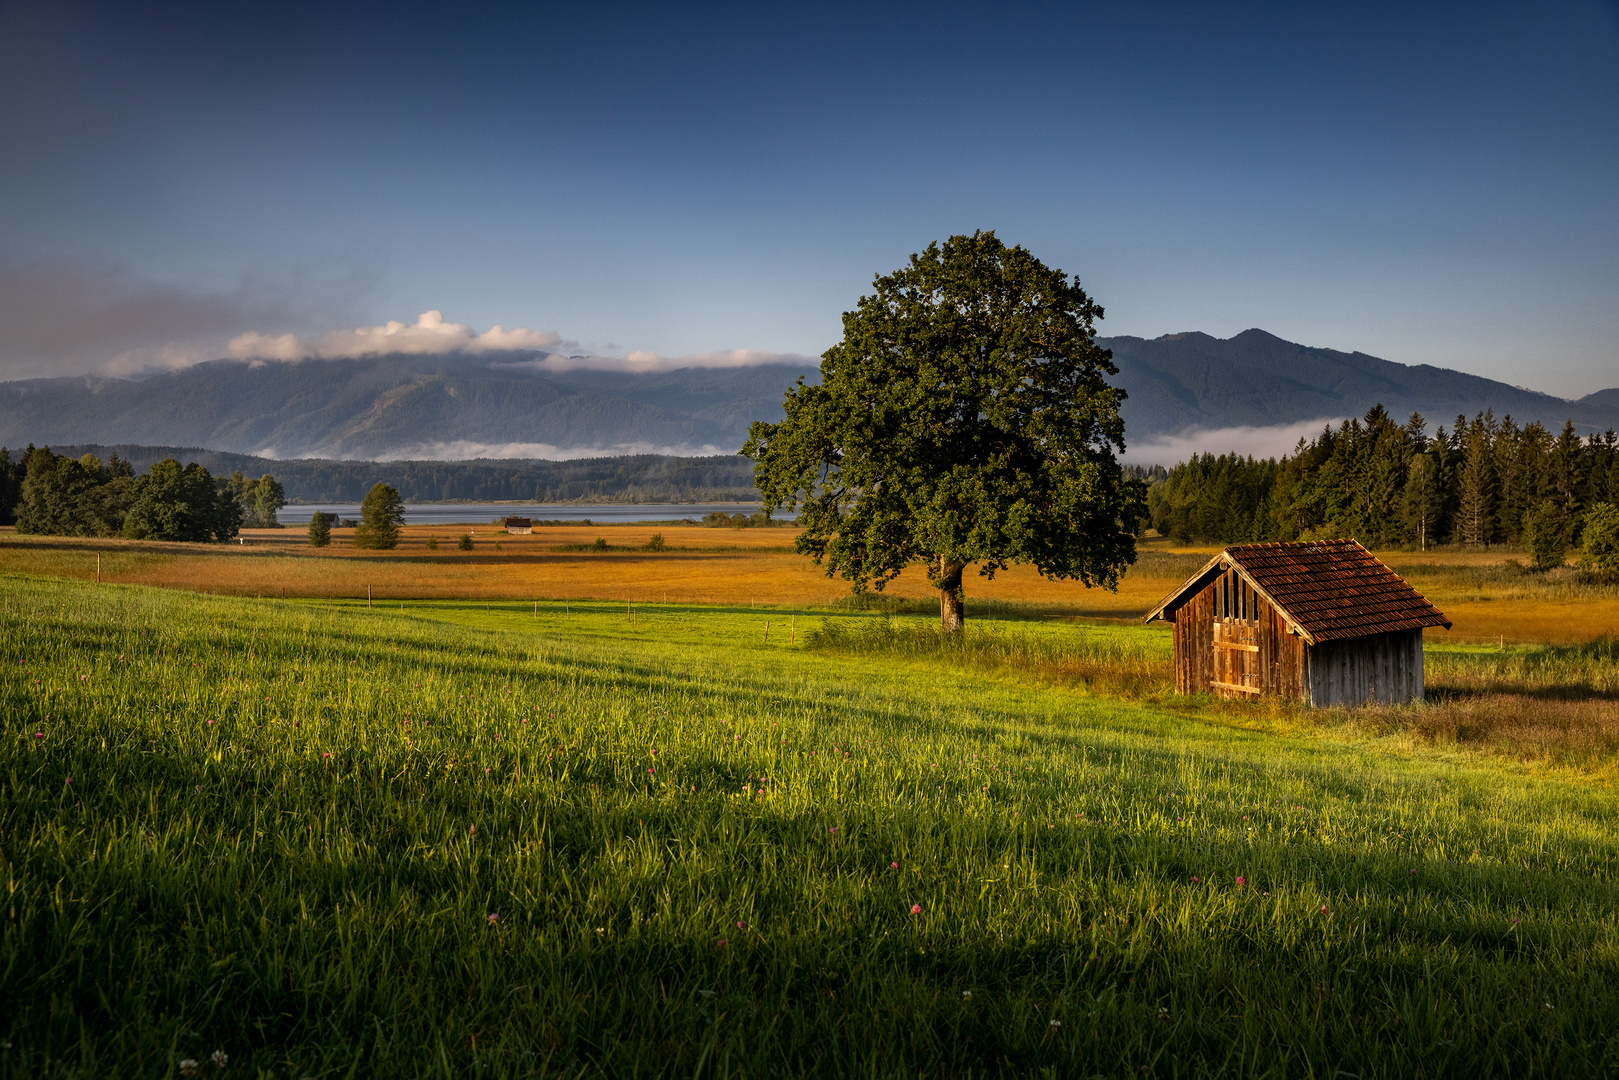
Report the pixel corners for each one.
[122,459,241,542]
[743,231,1145,630]
[230,471,287,528]
[355,483,406,549]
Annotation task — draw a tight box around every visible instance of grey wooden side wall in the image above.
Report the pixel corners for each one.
[1305,628,1425,707]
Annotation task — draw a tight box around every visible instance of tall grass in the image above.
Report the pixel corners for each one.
[5,575,1619,1076]
[806,613,1174,697]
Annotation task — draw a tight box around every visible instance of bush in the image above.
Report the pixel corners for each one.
[458,534,473,551]
[307,512,333,548]
[644,532,666,552]
[425,536,438,550]
[592,537,608,551]
[1522,500,1567,570]
[1581,502,1619,579]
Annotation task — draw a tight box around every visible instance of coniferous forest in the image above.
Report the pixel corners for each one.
[1146,406,1619,562]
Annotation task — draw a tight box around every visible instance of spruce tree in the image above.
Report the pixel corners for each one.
[1456,412,1498,546]
[307,511,333,547]
[354,484,406,550]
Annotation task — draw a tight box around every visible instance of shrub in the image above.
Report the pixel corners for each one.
[307,512,333,548]
[458,534,473,551]
[592,537,608,551]
[425,536,438,550]
[1581,502,1619,579]
[1522,500,1567,570]
[644,532,666,552]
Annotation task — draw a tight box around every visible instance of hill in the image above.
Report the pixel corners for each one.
[2,332,1614,461]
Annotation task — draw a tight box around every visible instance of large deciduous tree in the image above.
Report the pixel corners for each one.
[744,231,1146,631]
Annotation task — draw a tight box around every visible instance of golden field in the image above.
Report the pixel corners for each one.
[2,522,1614,645]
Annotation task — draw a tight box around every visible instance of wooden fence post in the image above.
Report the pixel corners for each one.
[367,585,372,609]
[764,620,770,644]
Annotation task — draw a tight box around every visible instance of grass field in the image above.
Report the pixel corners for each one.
[4,574,1618,1077]
[4,526,1616,644]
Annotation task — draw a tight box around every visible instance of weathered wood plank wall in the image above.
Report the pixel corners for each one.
[1174,568,1307,701]
[1305,628,1424,707]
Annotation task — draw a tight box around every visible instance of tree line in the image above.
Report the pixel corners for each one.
[0,445,286,541]
[1146,406,1619,566]
[33,445,759,504]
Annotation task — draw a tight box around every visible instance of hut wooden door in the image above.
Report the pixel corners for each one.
[1211,570,1261,698]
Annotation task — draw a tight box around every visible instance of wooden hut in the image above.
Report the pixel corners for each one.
[1143,539,1450,707]
[504,517,533,534]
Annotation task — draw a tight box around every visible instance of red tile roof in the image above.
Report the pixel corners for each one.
[1146,538,1450,643]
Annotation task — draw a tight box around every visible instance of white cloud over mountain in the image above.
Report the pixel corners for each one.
[227,310,565,361]
[226,312,817,371]
[0,256,815,379]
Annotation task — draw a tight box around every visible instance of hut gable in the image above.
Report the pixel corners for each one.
[1145,539,1450,707]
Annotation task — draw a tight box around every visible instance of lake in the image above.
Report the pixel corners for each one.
[276,502,769,526]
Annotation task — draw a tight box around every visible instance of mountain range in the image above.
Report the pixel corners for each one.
[2,330,1615,462]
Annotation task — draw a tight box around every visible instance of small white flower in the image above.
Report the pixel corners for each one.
[212,1049,229,1067]
[178,1062,200,1076]
[962,991,972,1000]
[1049,1019,1061,1028]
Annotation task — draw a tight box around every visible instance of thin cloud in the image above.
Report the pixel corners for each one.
[0,258,367,379]
[1120,417,1345,467]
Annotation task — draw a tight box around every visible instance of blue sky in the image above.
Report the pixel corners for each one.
[1,0,1616,395]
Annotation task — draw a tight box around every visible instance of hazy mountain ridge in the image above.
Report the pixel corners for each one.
[1103,329,1619,437]
[2,331,1614,460]
[0,355,815,460]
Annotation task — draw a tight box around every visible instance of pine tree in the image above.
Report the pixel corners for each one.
[1546,421,1587,545]
[307,511,333,548]
[354,483,406,550]
[1403,452,1443,551]
[1456,411,1497,546]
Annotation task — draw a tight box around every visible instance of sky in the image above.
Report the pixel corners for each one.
[1,0,1617,396]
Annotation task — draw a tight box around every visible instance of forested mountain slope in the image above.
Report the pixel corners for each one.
[0,356,814,460]
[1,332,1613,459]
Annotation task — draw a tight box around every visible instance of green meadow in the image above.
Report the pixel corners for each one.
[3,574,1617,1078]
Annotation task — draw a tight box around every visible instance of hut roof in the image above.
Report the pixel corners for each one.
[1144,538,1451,644]
[504,517,532,528]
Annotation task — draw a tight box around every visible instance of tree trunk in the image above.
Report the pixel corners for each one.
[937,558,965,633]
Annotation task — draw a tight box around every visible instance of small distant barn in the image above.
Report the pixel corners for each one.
[1144,539,1451,707]
[504,517,533,534]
